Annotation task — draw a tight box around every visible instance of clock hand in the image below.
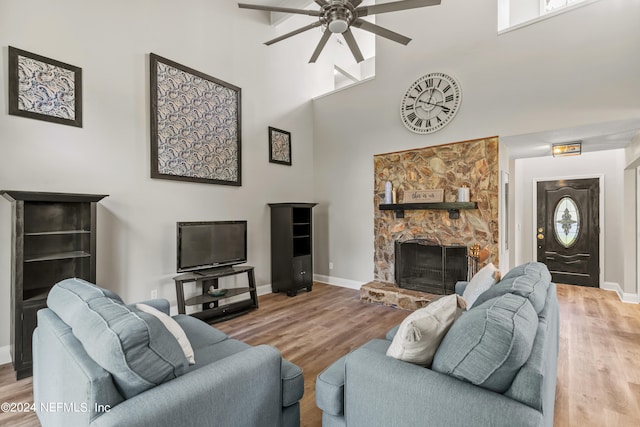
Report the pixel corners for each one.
[426,87,436,105]
[417,99,451,112]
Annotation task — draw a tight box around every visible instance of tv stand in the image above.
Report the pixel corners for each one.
[173,265,258,323]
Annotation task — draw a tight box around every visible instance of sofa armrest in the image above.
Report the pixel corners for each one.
[134,298,170,315]
[455,280,469,295]
[343,347,544,427]
[91,345,285,427]
[385,324,400,341]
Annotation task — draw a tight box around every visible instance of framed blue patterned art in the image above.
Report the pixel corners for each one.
[269,127,292,166]
[150,53,242,186]
[8,46,82,127]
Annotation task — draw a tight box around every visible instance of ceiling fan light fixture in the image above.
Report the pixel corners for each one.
[328,18,349,33]
[240,0,443,62]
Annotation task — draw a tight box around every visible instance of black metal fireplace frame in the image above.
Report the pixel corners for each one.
[394,239,468,295]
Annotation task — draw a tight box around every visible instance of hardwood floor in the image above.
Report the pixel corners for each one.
[1,282,639,426]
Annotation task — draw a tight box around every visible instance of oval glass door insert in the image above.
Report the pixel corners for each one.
[554,196,580,248]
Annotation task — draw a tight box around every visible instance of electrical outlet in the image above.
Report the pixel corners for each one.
[151,289,158,299]
[329,262,334,270]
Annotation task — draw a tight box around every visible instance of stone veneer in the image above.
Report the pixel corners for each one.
[373,136,499,284]
[360,281,437,311]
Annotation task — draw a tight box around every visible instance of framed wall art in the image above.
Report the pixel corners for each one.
[269,126,292,166]
[8,46,82,127]
[150,53,242,186]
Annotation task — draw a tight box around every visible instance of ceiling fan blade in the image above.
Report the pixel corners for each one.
[356,0,441,17]
[265,21,323,45]
[238,3,321,17]
[314,0,329,6]
[349,0,364,6]
[352,19,411,45]
[342,29,365,63]
[309,29,332,63]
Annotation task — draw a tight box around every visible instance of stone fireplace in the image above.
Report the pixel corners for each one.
[361,137,499,309]
[395,239,467,295]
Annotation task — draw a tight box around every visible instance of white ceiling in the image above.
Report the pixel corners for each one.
[240,0,316,26]
[501,118,640,159]
[237,1,640,159]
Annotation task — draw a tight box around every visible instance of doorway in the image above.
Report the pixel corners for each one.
[536,178,600,287]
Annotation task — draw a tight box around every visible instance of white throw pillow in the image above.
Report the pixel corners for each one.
[462,262,500,308]
[136,303,196,365]
[386,294,467,367]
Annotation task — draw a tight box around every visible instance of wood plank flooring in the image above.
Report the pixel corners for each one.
[1,282,639,426]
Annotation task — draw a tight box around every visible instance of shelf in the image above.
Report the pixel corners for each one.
[190,299,257,324]
[24,251,91,263]
[379,202,478,219]
[173,265,255,282]
[185,287,255,307]
[25,230,91,236]
[0,191,108,203]
[23,288,50,303]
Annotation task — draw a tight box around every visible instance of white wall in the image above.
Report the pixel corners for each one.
[513,149,625,289]
[0,0,318,351]
[313,0,640,285]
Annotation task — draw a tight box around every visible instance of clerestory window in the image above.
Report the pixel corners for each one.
[498,0,599,33]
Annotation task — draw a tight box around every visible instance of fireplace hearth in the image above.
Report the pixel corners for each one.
[395,240,467,295]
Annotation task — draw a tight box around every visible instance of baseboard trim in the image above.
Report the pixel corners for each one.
[257,283,272,296]
[0,345,11,365]
[314,274,363,290]
[602,282,640,304]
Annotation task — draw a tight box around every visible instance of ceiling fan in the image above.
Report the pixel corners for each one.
[238,0,442,63]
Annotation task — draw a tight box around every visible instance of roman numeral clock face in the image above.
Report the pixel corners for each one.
[400,73,462,134]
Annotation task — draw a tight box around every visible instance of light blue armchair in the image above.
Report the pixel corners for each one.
[33,278,303,427]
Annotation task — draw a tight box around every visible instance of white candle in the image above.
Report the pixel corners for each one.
[458,187,470,202]
[385,181,393,204]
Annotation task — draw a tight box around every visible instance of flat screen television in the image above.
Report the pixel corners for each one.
[177,221,247,273]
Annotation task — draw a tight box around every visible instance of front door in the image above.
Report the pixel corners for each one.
[536,178,600,287]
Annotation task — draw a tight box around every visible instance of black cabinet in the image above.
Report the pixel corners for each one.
[1,191,107,379]
[269,203,317,297]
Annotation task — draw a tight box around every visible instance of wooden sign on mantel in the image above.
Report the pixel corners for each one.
[403,189,444,203]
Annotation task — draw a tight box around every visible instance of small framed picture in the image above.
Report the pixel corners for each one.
[269,127,292,166]
[8,46,82,127]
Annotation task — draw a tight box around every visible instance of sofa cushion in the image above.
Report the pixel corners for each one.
[136,303,195,365]
[432,293,538,393]
[187,338,253,372]
[501,261,551,283]
[463,262,500,308]
[173,314,229,349]
[47,278,189,399]
[472,272,550,314]
[386,294,466,367]
[185,337,303,408]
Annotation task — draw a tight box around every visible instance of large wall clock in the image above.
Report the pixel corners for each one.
[400,72,462,134]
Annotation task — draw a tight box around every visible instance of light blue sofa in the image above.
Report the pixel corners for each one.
[33,278,303,427]
[316,262,559,427]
